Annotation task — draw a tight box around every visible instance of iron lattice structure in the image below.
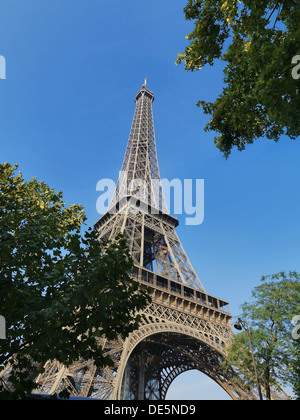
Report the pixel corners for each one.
[30,82,284,400]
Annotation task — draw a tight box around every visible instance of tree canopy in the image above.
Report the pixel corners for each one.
[177,0,300,157]
[0,163,150,399]
[224,271,300,400]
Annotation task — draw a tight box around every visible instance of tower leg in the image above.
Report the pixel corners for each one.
[120,358,131,401]
[138,343,145,400]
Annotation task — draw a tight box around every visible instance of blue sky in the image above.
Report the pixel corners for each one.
[1,0,299,400]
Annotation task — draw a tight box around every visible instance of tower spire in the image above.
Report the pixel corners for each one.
[111,81,167,212]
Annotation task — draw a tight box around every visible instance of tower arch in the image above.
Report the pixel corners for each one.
[112,318,248,401]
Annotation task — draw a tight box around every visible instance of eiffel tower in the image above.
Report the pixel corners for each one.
[32,81,266,400]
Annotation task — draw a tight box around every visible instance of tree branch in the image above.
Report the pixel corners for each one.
[267,2,280,22]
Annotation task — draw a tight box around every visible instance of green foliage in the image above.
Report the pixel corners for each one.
[224,271,300,399]
[0,163,151,399]
[177,0,300,157]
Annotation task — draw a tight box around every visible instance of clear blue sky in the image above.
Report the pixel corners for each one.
[1,0,299,400]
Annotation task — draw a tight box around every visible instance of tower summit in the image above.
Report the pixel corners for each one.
[111,81,166,213]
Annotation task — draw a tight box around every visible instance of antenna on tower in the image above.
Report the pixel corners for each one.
[144,77,147,87]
